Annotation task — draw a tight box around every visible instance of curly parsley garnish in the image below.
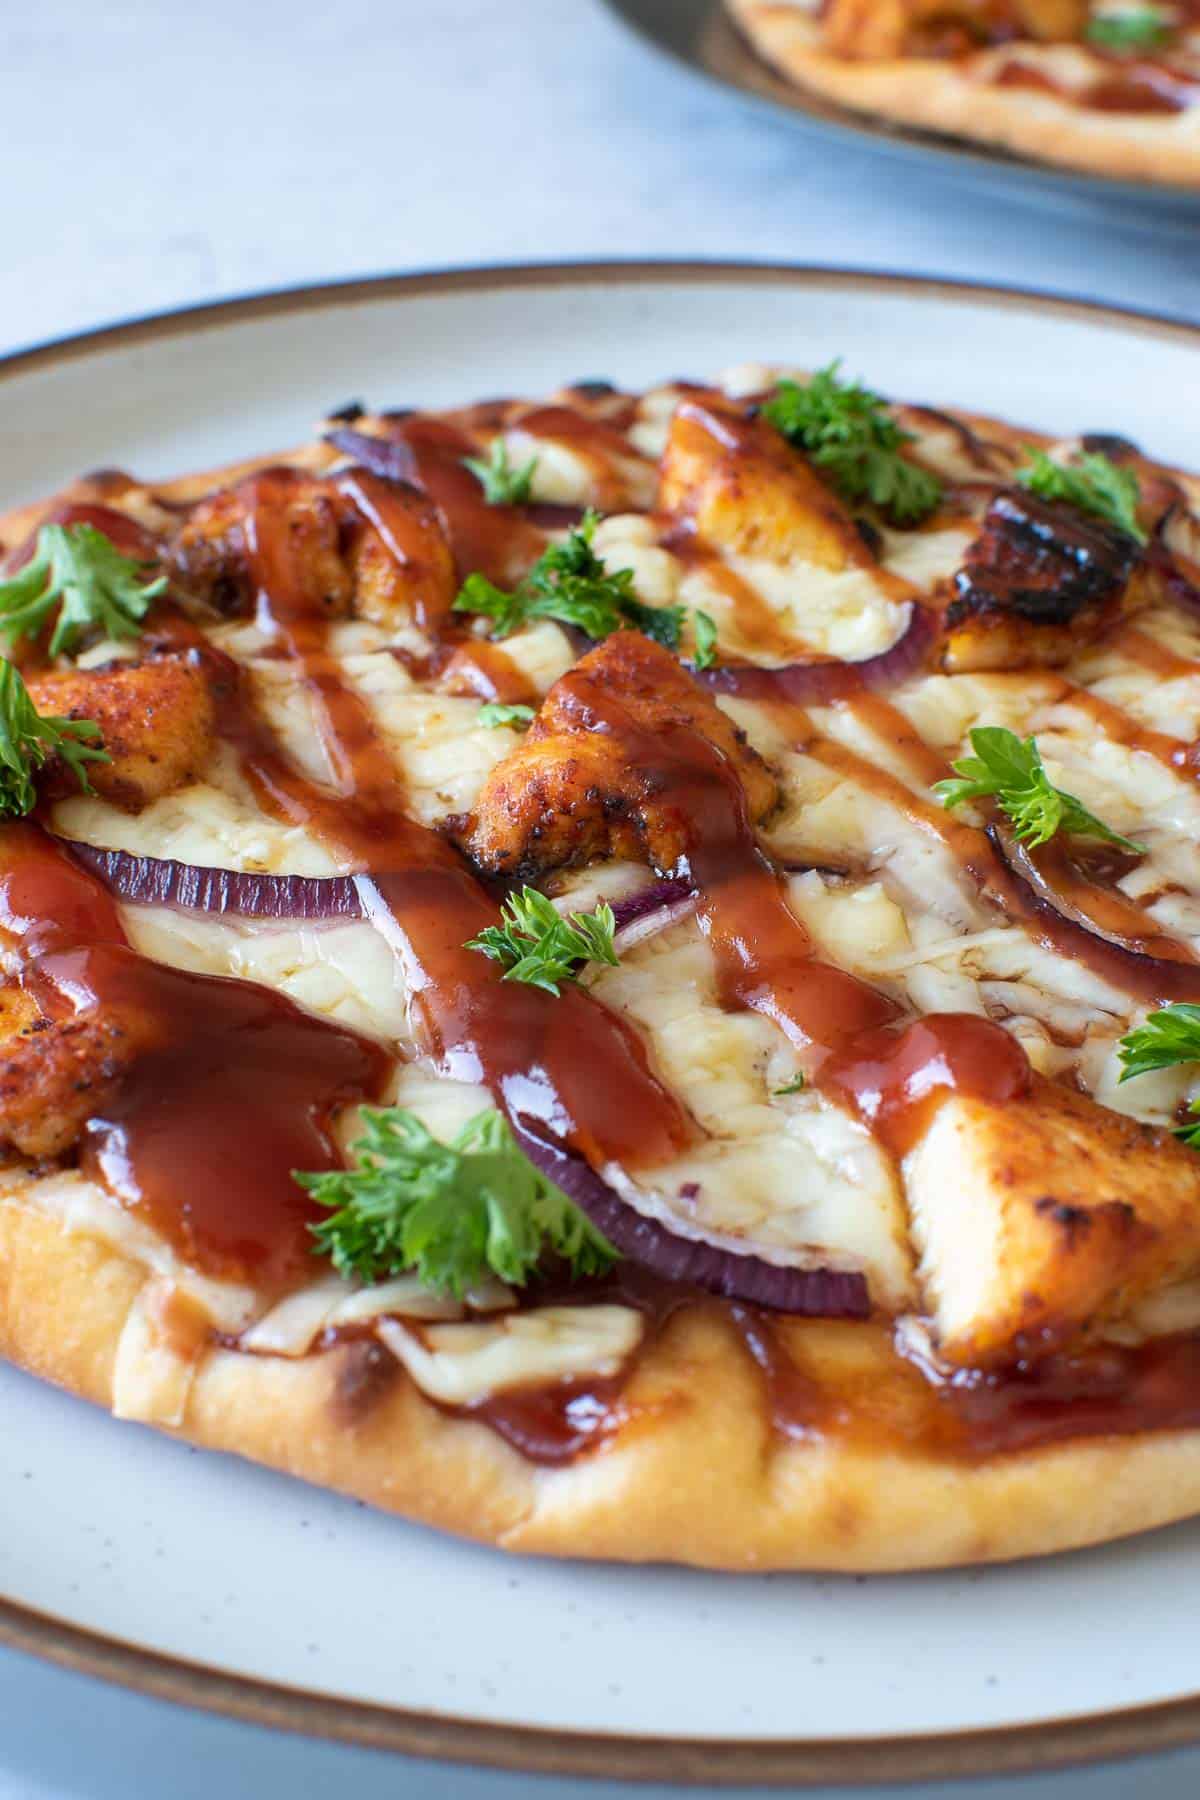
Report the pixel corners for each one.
[0,523,165,656]
[761,362,943,527]
[1086,8,1171,48]
[477,701,536,729]
[466,886,619,996]
[301,1105,617,1294]
[1016,448,1145,543]
[453,510,690,649]
[933,726,1144,853]
[462,439,539,507]
[1119,1005,1200,1147]
[0,660,107,817]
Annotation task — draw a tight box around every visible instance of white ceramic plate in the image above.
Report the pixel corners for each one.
[2,264,1199,1789]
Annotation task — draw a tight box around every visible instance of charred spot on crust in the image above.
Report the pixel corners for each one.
[330,1338,399,1427]
[947,489,1138,632]
[325,399,365,423]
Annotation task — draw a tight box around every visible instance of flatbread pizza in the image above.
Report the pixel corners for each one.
[727,1,1200,186]
[3,361,1200,1570]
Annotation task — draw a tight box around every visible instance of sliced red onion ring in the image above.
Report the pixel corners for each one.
[988,826,1200,1006]
[608,877,697,950]
[512,1121,870,1318]
[695,605,937,706]
[64,841,363,921]
[325,427,415,485]
[609,877,694,932]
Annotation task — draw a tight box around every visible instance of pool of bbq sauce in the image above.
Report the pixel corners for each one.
[0,822,388,1291]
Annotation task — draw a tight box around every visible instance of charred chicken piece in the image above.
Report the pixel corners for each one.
[27,653,217,813]
[907,1076,1200,1369]
[659,400,878,573]
[169,467,456,632]
[468,631,778,881]
[0,982,164,1161]
[941,489,1153,673]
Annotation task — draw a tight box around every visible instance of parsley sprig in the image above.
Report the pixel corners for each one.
[1016,449,1145,543]
[1086,8,1171,48]
[477,701,535,729]
[466,887,619,996]
[761,362,943,527]
[933,726,1144,853]
[302,1106,617,1294]
[1119,1005,1200,1147]
[453,510,704,653]
[692,608,719,670]
[0,660,107,817]
[462,439,539,507]
[0,523,164,656]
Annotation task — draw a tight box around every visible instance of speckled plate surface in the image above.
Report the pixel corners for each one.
[602,0,1200,230]
[1,263,1199,1788]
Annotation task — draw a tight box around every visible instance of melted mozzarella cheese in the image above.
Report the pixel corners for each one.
[589,926,916,1308]
[111,1282,201,1426]
[376,1306,644,1409]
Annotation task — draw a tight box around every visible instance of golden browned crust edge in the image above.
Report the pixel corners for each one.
[727,0,1200,189]
[9,1198,1200,1572]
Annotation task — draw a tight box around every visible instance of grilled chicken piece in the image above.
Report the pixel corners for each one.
[0,982,164,1161]
[169,468,456,632]
[27,654,217,813]
[905,1078,1200,1368]
[659,400,878,574]
[941,489,1154,673]
[822,0,1086,57]
[468,632,778,880]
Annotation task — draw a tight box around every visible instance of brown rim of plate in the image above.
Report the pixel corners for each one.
[1,259,1199,1786]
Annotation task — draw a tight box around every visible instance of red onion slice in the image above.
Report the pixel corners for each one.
[609,877,694,932]
[694,605,937,705]
[988,826,1200,1006]
[64,841,363,921]
[512,1120,870,1318]
[325,427,415,486]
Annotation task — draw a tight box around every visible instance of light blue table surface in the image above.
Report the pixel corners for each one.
[1,1645,1198,1800]
[3,1,1197,1792]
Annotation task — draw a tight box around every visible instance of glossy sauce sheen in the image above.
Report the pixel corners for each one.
[0,826,386,1286]
[371,416,547,585]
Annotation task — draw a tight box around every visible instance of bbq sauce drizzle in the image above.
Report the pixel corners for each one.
[9,411,1200,1464]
